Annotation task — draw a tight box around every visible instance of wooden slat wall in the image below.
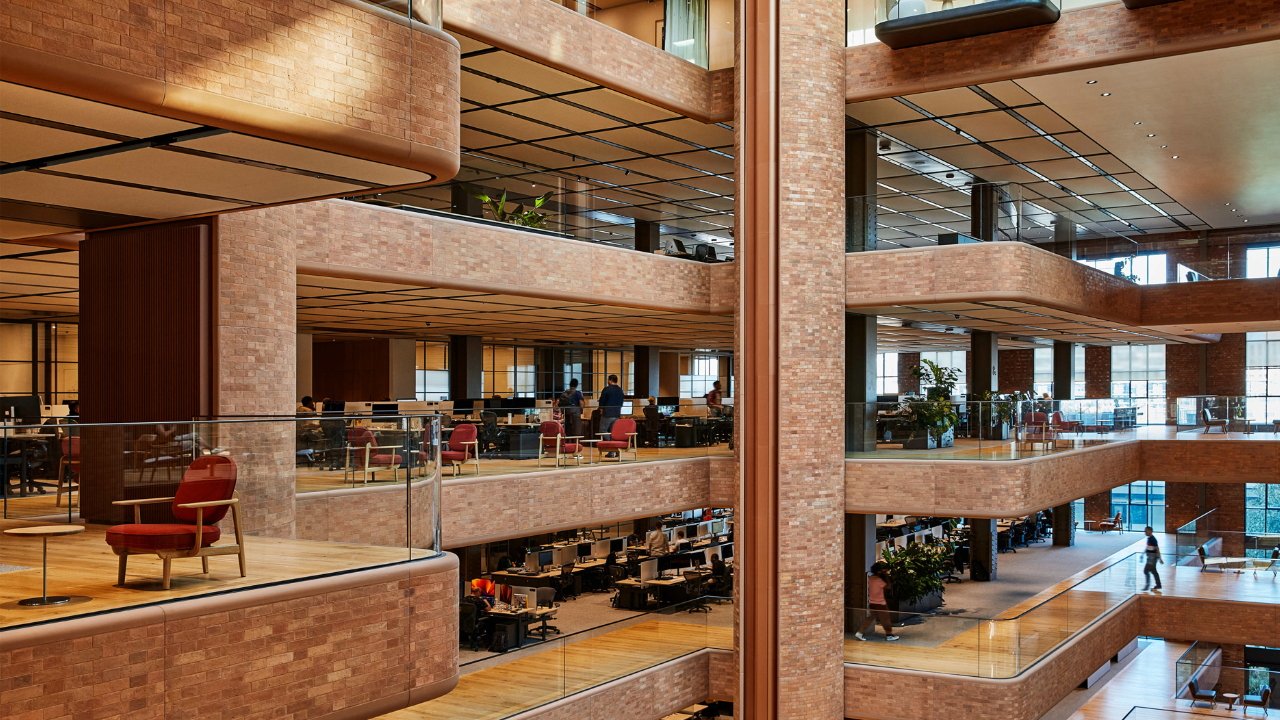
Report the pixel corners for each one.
[78,219,214,522]
[312,339,391,402]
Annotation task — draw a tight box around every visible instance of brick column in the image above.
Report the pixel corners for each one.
[1053,340,1074,400]
[1052,502,1075,547]
[738,0,846,715]
[969,518,997,581]
[897,352,921,394]
[1084,346,1111,399]
[217,208,298,538]
[971,330,999,397]
[1084,492,1112,526]
[997,349,1033,392]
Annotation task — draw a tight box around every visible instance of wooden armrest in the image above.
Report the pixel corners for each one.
[113,497,175,506]
[625,432,638,437]
[177,498,239,509]
[459,440,477,445]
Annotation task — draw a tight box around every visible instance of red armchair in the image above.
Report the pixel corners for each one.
[442,423,480,476]
[597,418,639,462]
[344,427,404,485]
[538,420,582,467]
[1018,411,1057,451]
[106,456,244,590]
[57,436,79,508]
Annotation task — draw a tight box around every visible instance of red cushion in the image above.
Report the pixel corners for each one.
[598,440,629,451]
[173,456,237,524]
[106,524,221,551]
[441,450,470,462]
[562,443,580,453]
[370,453,403,466]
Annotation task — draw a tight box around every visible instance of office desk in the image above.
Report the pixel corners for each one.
[487,605,556,648]
[2,432,56,497]
[616,570,711,609]
[491,558,609,592]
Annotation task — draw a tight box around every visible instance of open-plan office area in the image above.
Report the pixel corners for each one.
[3,1,1280,719]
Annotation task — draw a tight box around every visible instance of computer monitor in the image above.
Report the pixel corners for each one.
[723,544,734,560]
[511,585,537,610]
[452,399,475,415]
[552,545,575,567]
[639,559,658,582]
[695,522,710,538]
[591,540,610,559]
[577,542,592,559]
[371,402,398,417]
[610,537,625,554]
[712,520,726,536]
[524,554,539,572]
[537,549,553,570]
[704,548,715,567]
[620,401,633,415]
[1,395,41,426]
[507,397,536,410]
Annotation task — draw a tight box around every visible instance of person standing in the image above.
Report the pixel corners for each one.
[598,374,624,456]
[705,380,724,416]
[646,526,670,557]
[854,562,899,642]
[1142,526,1164,592]
[558,379,584,437]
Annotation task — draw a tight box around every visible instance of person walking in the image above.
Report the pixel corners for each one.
[1142,526,1163,592]
[854,562,899,642]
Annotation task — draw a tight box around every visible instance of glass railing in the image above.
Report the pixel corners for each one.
[350,177,734,262]
[1176,641,1280,708]
[354,0,442,27]
[848,182,1141,264]
[547,0,733,71]
[845,552,1140,678]
[1174,508,1280,564]
[0,415,441,630]
[406,595,731,719]
[845,398,1138,459]
[1173,395,1277,433]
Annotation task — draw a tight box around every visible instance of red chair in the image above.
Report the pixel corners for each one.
[597,418,639,462]
[106,456,245,590]
[442,423,480,476]
[1049,411,1081,444]
[538,420,581,467]
[57,436,80,508]
[1018,411,1057,451]
[344,427,404,485]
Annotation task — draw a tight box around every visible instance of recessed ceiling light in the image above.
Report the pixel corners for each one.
[1225,202,1231,206]
[1160,145,1168,149]
[1134,121,1143,125]
[1086,80,1098,85]
[1243,219,1249,223]
[1146,134,1156,138]
[1171,155,1179,159]
[1101,92,1112,97]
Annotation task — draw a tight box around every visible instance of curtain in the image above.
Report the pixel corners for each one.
[664,0,709,68]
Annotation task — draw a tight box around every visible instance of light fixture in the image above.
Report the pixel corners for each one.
[1225,202,1232,206]
[1134,121,1143,125]
[1146,133,1156,138]
[1171,155,1179,159]
[1086,80,1098,85]
[1101,92,1112,97]
[1160,145,1168,149]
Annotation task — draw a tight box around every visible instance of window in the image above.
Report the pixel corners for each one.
[1245,332,1280,423]
[918,350,966,397]
[1245,484,1280,553]
[1073,345,1086,399]
[482,345,537,397]
[680,352,722,399]
[1079,253,1167,285]
[876,352,898,396]
[1111,345,1166,424]
[414,341,449,401]
[592,349,634,397]
[1033,348,1053,397]
[1245,245,1280,279]
[1111,481,1165,532]
[0,321,78,405]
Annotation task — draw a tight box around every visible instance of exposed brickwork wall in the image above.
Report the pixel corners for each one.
[0,558,458,720]
[1165,344,1203,399]
[1142,279,1280,333]
[706,650,737,702]
[844,0,1280,102]
[1139,440,1279,484]
[708,262,738,314]
[897,352,921,394]
[0,0,460,173]
[1142,597,1280,648]
[445,0,729,123]
[1085,346,1112,399]
[999,349,1034,393]
[846,441,1142,518]
[1206,334,1247,396]
[1205,483,1246,556]
[708,457,737,508]
[216,209,298,537]
[296,477,436,549]
[282,200,722,315]
[1084,491,1112,525]
[1164,482,1203,534]
[518,651,710,720]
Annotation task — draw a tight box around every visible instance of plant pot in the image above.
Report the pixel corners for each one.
[895,589,944,615]
[903,427,954,449]
[980,422,1010,441]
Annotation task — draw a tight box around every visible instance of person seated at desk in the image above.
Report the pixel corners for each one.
[642,397,663,448]
[466,584,494,611]
[672,529,691,551]
[647,527,670,557]
[708,553,731,593]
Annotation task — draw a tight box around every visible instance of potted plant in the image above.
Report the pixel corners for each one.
[476,190,553,229]
[976,389,1030,440]
[902,359,959,448]
[880,540,952,614]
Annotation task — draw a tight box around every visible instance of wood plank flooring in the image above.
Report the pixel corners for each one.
[0,519,419,629]
[381,619,733,720]
[1068,640,1244,720]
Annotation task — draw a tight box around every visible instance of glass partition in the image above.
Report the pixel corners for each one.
[0,415,441,630]
[1176,642,1280,707]
[846,398,1136,459]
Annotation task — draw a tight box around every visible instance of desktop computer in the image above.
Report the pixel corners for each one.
[638,559,658,582]
[591,540,610,559]
[610,537,625,554]
[577,542,592,560]
[552,546,575,567]
[537,549,554,571]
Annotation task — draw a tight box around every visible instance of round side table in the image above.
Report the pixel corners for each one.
[4,525,85,606]
[1223,692,1240,710]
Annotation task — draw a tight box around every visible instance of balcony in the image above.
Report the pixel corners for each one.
[870,0,1061,50]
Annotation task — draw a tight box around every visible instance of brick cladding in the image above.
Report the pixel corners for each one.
[1139,440,1279,484]
[998,349,1034,392]
[896,352,921,394]
[216,209,299,537]
[518,652,710,720]
[296,476,436,549]
[1165,343,1203,399]
[0,0,459,166]
[1143,279,1280,331]
[281,200,721,315]
[0,558,458,720]
[844,0,1280,102]
[1206,334,1247,396]
[1084,345,1112,399]
[444,0,729,123]
[1163,481,1203,533]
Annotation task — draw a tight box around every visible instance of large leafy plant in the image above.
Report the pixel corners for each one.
[911,358,960,401]
[979,389,1032,427]
[904,359,961,442]
[880,540,953,605]
[476,190,552,229]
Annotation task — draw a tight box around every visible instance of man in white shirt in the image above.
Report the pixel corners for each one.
[646,527,670,557]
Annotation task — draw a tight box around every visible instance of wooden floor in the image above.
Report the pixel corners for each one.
[0,519,419,629]
[1068,640,1245,719]
[295,445,733,493]
[381,619,733,720]
[849,426,1279,461]
[843,539,1280,678]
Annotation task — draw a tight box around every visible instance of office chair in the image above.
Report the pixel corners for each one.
[556,562,579,601]
[458,601,490,651]
[478,411,508,457]
[682,571,711,613]
[532,586,561,637]
[694,243,718,262]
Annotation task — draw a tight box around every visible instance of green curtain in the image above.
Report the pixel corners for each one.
[664,0,709,68]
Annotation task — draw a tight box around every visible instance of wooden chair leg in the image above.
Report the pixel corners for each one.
[237,547,247,578]
[202,556,209,574]
[117,554,127,586]
[162,557,172,590]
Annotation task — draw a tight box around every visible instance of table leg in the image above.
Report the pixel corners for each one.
[17,536,72,606]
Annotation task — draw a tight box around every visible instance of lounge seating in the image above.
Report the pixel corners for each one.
[1201,408,1228,433]
[597,418,639,462]
[1188,677,1218,708]
[1096,512,1123,533]
[106,456,245,590]
[442,423,479,476]
[1240,685,1271,715]
[1196,546,1231,572]
[537,420,581,467]
[1018,411,1057,451]
[344,427,404,485]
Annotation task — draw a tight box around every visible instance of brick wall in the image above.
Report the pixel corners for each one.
[517,651,711,720]
[1085,346,1112,399]
[897,352,921,394]
[1143,279,1280,332]
[999,349,1034,393]
[1163,482,1203,534]
[445,0,729,123]
[0,0,460,176]
[1206,334,1246,396]
[0,556,459,720]
[844,0,1280,102]
[1139,440,1279,484]
[1084,491,1112,525]
[1165,344,1203,399]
